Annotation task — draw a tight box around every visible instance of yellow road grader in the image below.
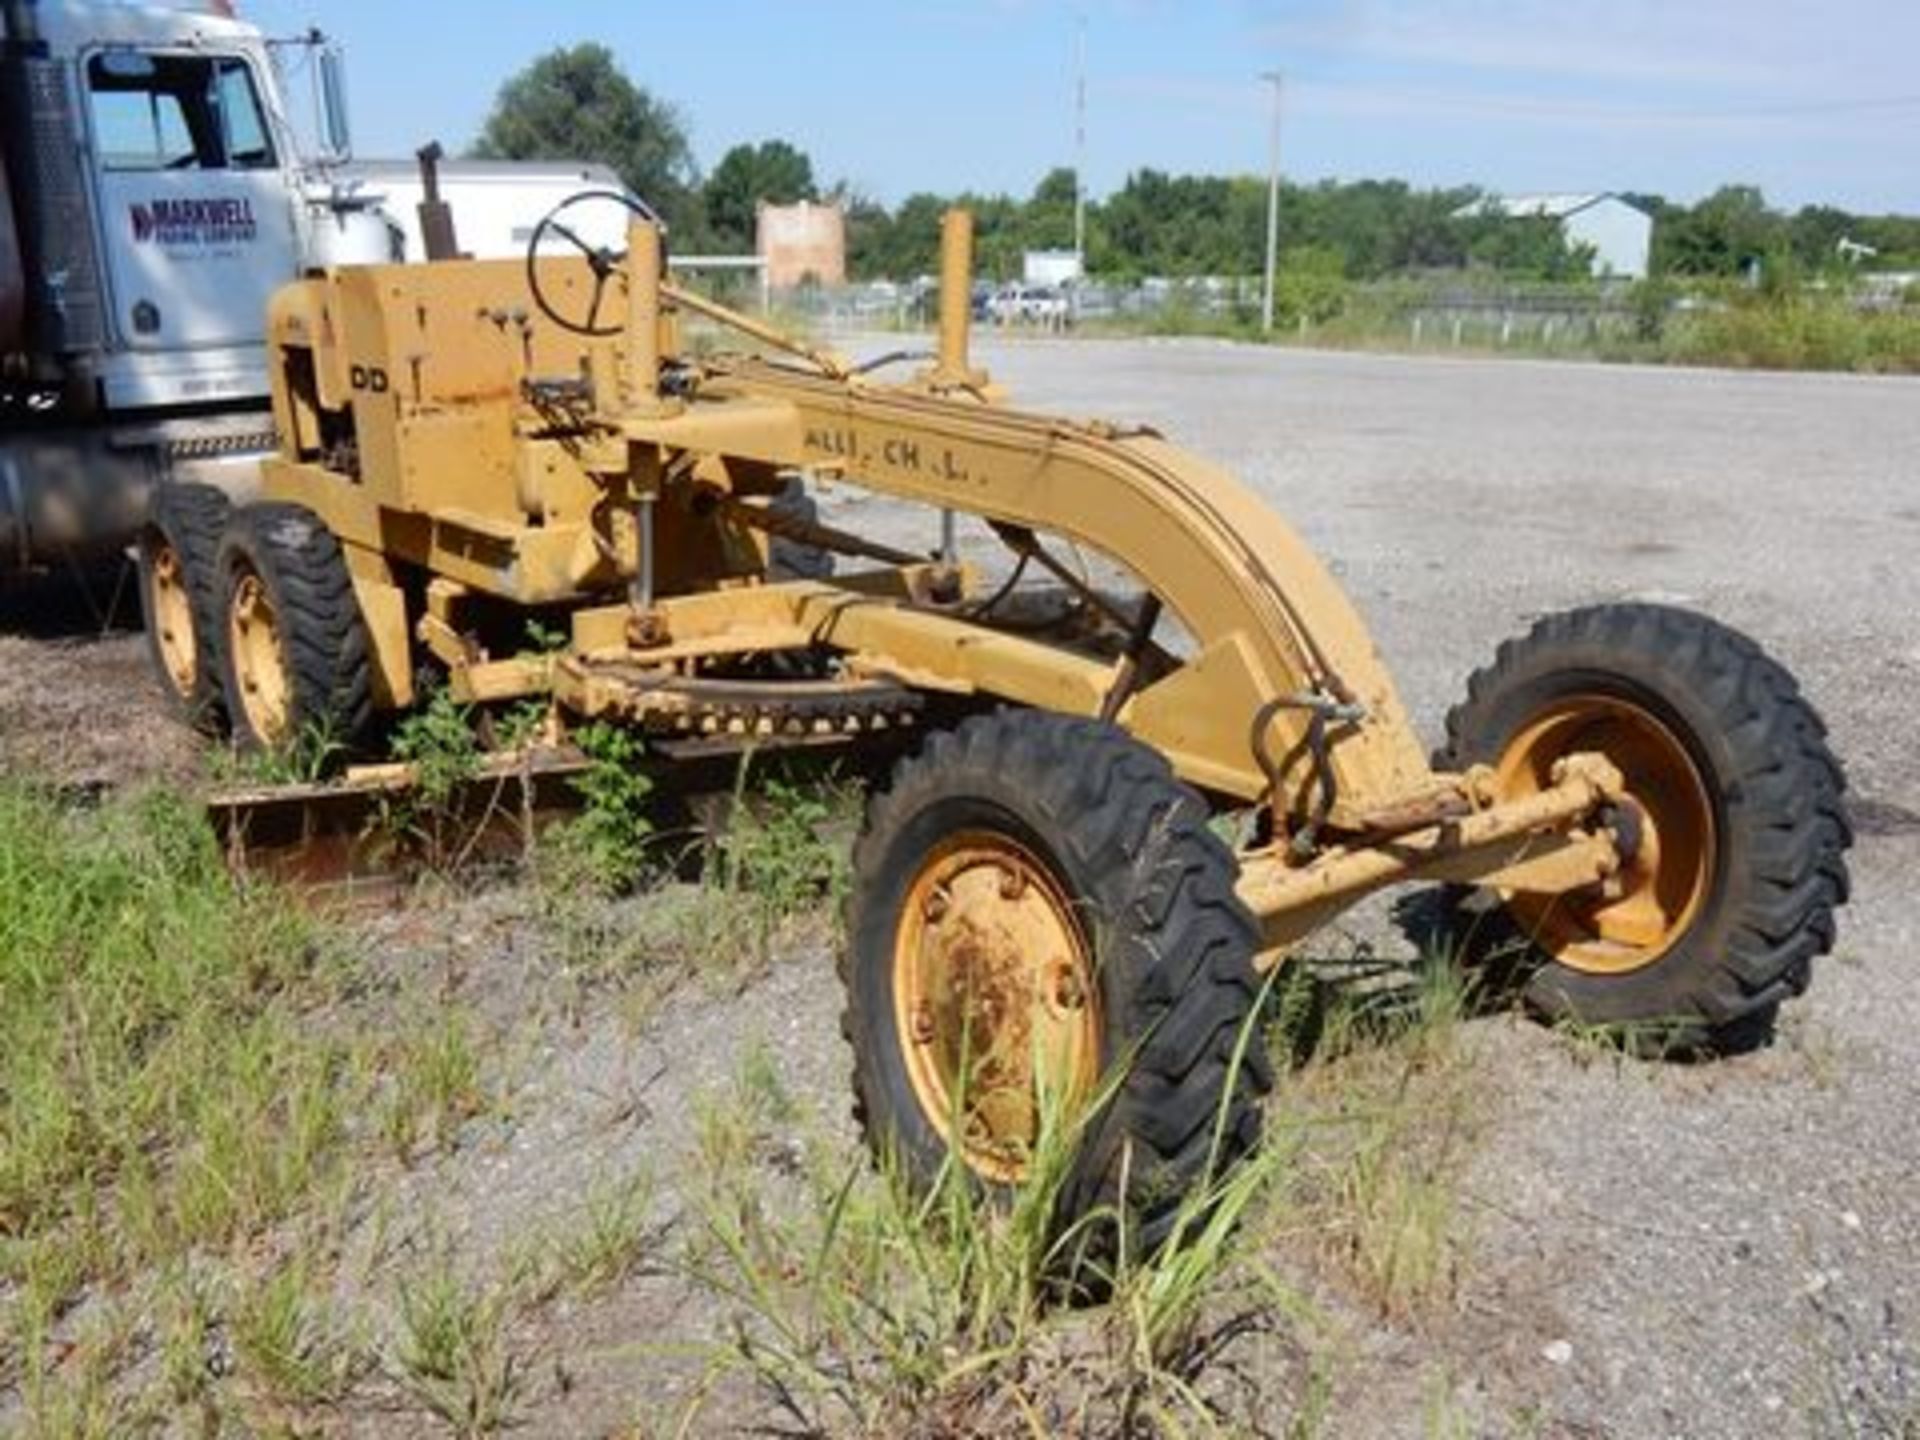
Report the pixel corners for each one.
[137,195,1850,1247]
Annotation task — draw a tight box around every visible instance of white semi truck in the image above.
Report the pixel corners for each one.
[0,0,626,576]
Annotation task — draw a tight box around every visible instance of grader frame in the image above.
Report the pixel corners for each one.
[250,209,1628,961]
[142,192,1848,1224]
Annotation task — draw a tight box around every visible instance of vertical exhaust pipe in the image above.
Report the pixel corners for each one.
[935,209,974,385]
[415,142,460,261]
[624,215,661,408]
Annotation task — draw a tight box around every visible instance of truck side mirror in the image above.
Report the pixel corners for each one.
[317,44,351,160]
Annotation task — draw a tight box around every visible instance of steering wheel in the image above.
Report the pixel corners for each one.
[524,188,666,337]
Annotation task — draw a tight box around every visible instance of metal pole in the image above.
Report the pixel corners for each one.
[1074,14,1087,270]
[935,210,975,557]
[625,216,662,405]
[1260,70,1282,335]
[936,209,974,382]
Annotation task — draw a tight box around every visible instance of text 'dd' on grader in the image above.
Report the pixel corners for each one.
[138,195,1851,1249]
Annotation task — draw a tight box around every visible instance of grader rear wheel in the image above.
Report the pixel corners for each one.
[1441,603,1851,1048]
[216,502,375,761]
[842,710,1272,1256]
[137,483,231,734]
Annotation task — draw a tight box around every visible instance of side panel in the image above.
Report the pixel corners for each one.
[0,428,155,567]
[0,146,22,354]
[5,53,108,357]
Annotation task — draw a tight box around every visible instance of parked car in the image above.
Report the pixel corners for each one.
[988,284,1071,326]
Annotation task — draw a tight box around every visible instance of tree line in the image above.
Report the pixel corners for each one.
[473,44,1920,286]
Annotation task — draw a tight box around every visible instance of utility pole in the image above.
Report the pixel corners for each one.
[1074,14,1088,272]
[1259,69,1282,333]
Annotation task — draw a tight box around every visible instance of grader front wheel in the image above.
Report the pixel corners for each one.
[841,711,1272,1255]
[1441,603,1851,1047]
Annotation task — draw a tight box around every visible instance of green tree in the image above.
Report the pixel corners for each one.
[704,140,817,251]
[873,192,948,280]
[471,44,699,232]
[1023,167,1079,252]
[1458,208,1596,280]
[836,184,894,281]
[1655,184,1779,277]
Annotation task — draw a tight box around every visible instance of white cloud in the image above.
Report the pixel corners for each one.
[1246,0,1920,102]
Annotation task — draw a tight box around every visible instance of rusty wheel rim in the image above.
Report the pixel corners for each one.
[892,830,1101,1184]
[1494,696,1716,975]
[228,569,291,744]
[147,543,198,698]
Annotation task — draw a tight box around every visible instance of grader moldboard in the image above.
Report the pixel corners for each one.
[139,196,1850,1248]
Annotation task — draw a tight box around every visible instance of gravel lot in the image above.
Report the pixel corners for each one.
[961,337,1920,1435]
[959,337,1920,1437]
[3,340,1914,1435]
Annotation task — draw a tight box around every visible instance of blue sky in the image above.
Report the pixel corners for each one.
[245,0,1920,213]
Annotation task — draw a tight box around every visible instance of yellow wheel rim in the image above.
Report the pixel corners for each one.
[227,569,291,745]
[893,831,1101,1184]
[146,543,198,698]
[1494,696,1716,975]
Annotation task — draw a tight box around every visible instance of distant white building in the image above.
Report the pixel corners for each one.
[1022,249,1084,287]
[1469,193,1654,279]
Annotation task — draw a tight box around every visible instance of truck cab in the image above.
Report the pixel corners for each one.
[0,0,362,569]
[0,0,627,577]
[2,2,341,417]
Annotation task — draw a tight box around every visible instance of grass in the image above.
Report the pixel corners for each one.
[0,785,333,1301]
[0,777,528,1431]
[511,1169,666,1305]
[0,740,1496,1432]
[229,1254,364,1410]
[384,687,488,870]
[690,756,857,980]
[0,780,367,1431]
[377,1006,492,1161]
[668,999,1325,1435]
[533,751,858,1012]
[391,1245,523,1436]
[1658,293,1920,374]
[553,719,657,891]
[1264,955,1486,1321]
[1081,283,1920,375]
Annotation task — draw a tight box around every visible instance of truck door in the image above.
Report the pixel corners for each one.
[81,50,296,353]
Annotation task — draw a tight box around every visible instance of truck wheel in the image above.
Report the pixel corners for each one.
[137,483,232,734]
[215,503,374,762]
[841,710,1272,1258]
[1438,603,1851,1049]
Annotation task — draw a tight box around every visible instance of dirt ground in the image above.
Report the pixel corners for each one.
[2,339,1915,1437]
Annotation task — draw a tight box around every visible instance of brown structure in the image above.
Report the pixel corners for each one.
[755,199,845,288]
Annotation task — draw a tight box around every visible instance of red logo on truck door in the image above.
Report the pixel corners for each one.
[129,198,259,246]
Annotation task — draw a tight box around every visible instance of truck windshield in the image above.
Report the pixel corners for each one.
[87,54,276,172]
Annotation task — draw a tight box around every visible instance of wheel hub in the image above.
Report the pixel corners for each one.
[1494,697,1716,975]
[147,544,197,697]
[228,570,291,744]
[893,832,1100,1183]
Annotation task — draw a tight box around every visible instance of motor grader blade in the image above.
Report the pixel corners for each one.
[206,747,593,898]
[206,669,925,896]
